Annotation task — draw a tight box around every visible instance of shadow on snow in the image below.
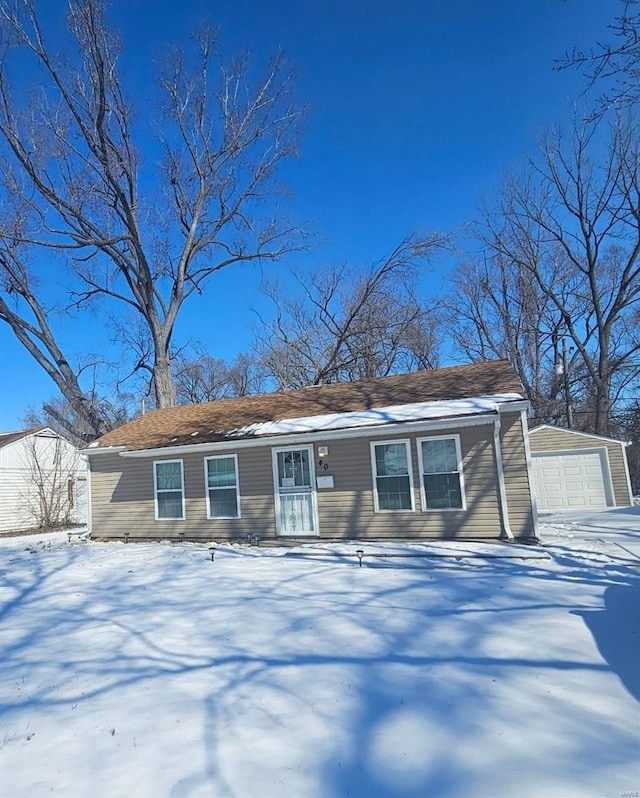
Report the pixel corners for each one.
[0,536,638,797]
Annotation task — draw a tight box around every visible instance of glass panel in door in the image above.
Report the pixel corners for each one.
[275,447,317,535]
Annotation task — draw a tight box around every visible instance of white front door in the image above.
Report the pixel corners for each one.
[273,446,318,535]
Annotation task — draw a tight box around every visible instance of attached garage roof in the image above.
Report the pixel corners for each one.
[90,360,524,453]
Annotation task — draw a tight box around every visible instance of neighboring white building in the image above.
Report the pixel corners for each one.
[0,427,88,533]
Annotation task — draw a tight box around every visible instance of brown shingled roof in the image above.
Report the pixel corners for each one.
[93,360,524,453]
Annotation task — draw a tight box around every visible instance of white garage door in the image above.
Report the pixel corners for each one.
[531,449,610,511]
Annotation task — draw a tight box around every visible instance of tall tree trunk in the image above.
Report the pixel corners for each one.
[153,349,178,407]
[595,347,611,436]
[594,389,610,436]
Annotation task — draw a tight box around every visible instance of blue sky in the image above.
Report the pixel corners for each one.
[0,0,614,429]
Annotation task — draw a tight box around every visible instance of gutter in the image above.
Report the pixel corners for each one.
[83,445,126,457]
[497,400,530,415]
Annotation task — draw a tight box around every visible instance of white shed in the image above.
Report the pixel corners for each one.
[0,427,87,533]
[528,425,632,511]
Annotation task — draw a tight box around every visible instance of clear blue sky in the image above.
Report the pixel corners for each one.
[0,0,614,430]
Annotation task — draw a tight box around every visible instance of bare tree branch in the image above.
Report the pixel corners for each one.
[253,234,447,389]
[559,1,640,113]
[0,0,304,425]
[446,114,640,435]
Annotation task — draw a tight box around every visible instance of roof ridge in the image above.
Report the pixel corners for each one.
[138,360,515,416]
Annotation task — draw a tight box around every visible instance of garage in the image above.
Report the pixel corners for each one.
[529,425,633,511]
[531,449,611,510]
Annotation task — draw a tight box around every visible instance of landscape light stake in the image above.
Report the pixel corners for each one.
[356,549,364,567]
[124,532,130,544]
[179,532,185,543]
[67,532,72,543]
[209,547,216,562]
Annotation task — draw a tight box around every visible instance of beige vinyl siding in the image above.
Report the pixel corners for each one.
[90,449,277,540]
[313,426,502,539]
[529,427,632,507]
[89,412,535,541]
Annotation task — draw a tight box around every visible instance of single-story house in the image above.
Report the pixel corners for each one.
[85,360,537,542]
[529,425,633,511]
[0,427,88,533]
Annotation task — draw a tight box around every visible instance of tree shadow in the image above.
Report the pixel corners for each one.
[1,535,639,797]
[573,580,640,702]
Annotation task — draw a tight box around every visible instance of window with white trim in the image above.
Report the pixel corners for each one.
[205,455,240,519]
[154,459,185,520]
[371,440,414,512]
[418,435,465,510]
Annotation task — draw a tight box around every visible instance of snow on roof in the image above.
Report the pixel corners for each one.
[228,393,524,438]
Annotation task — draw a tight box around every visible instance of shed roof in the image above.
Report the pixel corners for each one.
[0,427,42,450]
[91,360,524,453]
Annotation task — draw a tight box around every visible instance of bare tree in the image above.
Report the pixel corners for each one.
[19,430,84,529]
[0,0,303,423]
[448,115,640,435]
[23,392,132,444]
[254,235,446,389]
[175,354,233,404]
[614,398,640,493]
[174,350,265,404]
[225,353,266,397]
[445,254,570,426]
[560,0,640,111]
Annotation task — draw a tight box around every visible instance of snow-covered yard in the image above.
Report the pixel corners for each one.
[1,510,639,798]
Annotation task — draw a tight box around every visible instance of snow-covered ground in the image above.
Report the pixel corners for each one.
[1,510,639,798]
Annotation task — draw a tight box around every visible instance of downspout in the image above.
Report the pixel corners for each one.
[85,456,93,539]
[622,440,634,506]
[493,411,514,541]
[520,409,539,539]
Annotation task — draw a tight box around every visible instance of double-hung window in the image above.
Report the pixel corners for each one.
[205,455,240,519]
[371,440,414,512]
[154,460,185,520]
[418,435,465,510]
